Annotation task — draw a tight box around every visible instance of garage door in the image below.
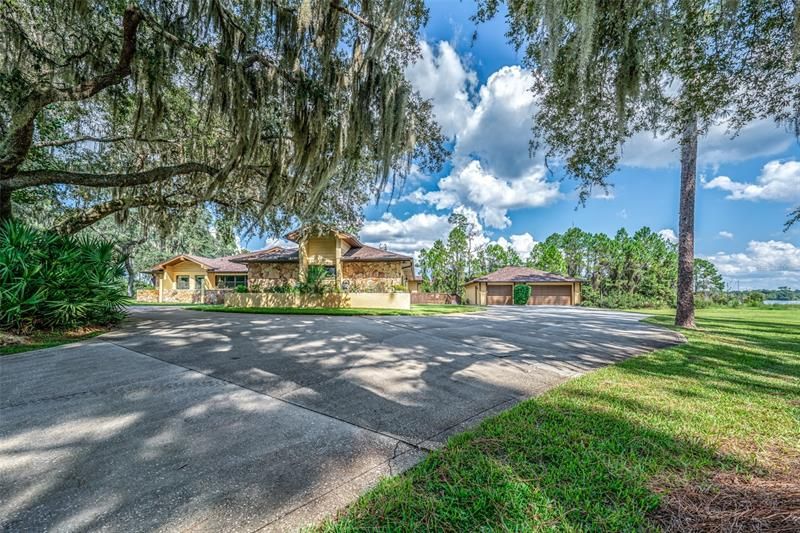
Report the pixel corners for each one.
[529,285,572,305]
[486,284,512,305]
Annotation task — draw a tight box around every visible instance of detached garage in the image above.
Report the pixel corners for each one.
[464,266,582,306]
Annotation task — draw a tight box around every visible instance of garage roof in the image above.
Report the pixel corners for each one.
[467,266,582,284]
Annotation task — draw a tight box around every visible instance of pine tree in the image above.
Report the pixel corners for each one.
[476,0,800,327]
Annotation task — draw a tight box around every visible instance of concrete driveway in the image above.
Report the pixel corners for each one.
[1,306,683,532]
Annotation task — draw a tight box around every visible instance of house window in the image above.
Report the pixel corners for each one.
[216,275,248,289]
[195,276,205,290]
[176,275,190,290]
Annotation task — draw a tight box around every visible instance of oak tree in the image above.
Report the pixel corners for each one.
[1,0,444,235]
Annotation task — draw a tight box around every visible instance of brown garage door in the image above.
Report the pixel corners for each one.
[486,284,512,305]
[529,284,572,305]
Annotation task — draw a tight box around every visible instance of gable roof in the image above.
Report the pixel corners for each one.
[467,266,582,284]
[284,227,363,248]
[231,246,299,263]
[341,244,412,262]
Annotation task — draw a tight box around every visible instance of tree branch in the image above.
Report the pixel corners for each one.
[54,196,203,235]
[785,206,800,231]
[6,162,218,189]
[33,135,175,148]
[329,2,376,32]
[42,7,143,103]
[1,6,144,177]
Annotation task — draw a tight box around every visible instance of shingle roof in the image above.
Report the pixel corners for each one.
[231,247,300,263]
[188,254,250,272]
[145,247,297,273]
[341,244,412,262]
[467,266,582,284]
[145,253,249,273]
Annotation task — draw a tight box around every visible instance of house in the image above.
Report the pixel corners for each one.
[464,266,582,306]
[139,251,258,303]
[234,228,416,292]
[138,227,417,303]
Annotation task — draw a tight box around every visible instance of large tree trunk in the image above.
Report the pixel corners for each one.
[0,184,11,222]
[125,255,136,297]
[676,116,698,328]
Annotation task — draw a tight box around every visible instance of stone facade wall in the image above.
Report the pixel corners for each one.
[247,262,300,291]
[246,260,407,292]
[341,261,405,292]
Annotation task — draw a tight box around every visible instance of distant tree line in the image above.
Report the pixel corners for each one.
[418,218,729,309]
[737,287,800,302]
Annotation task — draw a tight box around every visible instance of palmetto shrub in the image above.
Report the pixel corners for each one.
[298,265,332,295]
[0,220,129,333]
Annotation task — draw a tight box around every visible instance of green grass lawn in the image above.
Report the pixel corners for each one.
[0,327,108,356]
[189,304,484,316]
[315,307,800,531]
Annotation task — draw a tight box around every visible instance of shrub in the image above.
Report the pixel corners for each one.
[265,283,297,294]
[0,220,129,333]
[745,291,765,306]
[234,284,249,293]
[513,284,531,305]
[297,265,331,295]
[582,289,668,309]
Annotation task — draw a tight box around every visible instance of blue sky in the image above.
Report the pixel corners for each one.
[257,1,800,289]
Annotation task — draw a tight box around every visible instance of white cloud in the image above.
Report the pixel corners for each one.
[405,160,561,229]
[617,208,628,219]
[718,231,734,239]
[453,66,543,178]
[358,206,491,254]
[621,119,794,169]
[359,212,451,254]
[495,232,536,258]
[658,228,678,244]
[591,188,615,200]
[405,48,559,229]
[406,41,476,138]
[707,240,800,288]
[703,159,800,202]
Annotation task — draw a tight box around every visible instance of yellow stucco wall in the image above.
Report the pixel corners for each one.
[464,282,481,305]
[157,260,215,290]
[305,235,337,266]
[225,292,411,310]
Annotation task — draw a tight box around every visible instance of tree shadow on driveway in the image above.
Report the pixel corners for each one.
[1,306,687,531]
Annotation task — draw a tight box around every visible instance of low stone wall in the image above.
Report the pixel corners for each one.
[225,292,411,310]
[135,289,159,303]
[135,289,230,304]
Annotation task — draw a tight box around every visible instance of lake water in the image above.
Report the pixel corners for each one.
[763,300,800,305]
